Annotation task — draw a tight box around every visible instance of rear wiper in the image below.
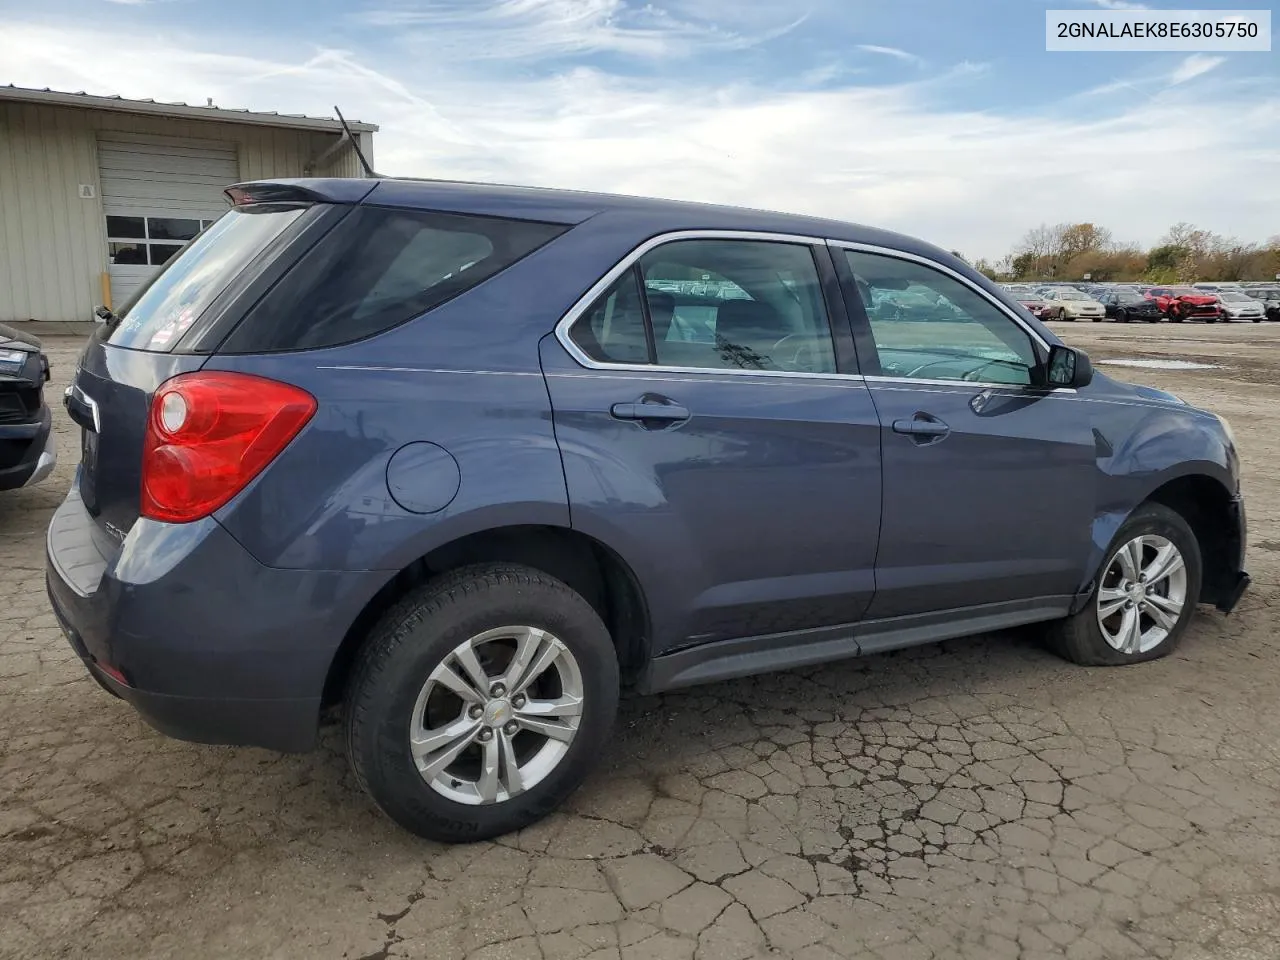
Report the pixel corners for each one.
[94,305,121,330]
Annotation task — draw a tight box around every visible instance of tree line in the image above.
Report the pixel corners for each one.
[962,223,1280,284]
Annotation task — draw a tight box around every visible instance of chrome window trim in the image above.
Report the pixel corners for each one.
[864,375,1073,394]
[547,370,867,389]
[552,229,864,382]
[826,240,1052,353]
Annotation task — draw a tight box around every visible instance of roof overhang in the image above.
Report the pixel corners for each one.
[0,85,378,134]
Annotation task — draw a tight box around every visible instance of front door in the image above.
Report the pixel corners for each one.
[542,234,883,655]
[834,245,1097,627]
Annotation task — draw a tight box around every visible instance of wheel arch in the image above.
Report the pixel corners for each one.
[1081,468,1241,611]
[1143,473,1242,607]
[321,524,652,707]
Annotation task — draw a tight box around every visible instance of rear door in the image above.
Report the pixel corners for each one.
[833,244,1096,630]
[542,233,883,655]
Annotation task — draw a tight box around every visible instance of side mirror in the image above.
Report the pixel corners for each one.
[1046,344,1093,388]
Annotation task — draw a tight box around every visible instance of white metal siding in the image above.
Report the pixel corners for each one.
[0,102,370,323]
[0,102,105,324]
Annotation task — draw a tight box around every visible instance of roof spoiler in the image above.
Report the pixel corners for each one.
[224,179,379,206]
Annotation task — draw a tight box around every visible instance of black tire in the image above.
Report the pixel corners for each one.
[1045,503,1202,667]
[345,563,620,842]
[1057,308,1069,322]
[1118,309,1129,323]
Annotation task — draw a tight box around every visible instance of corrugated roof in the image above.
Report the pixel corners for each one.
[0,84,378,133]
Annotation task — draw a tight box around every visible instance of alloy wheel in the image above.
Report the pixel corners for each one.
[409,626,584,805]
[1096,535,1188,655]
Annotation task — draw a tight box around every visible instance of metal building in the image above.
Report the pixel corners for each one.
[0,85,378,324]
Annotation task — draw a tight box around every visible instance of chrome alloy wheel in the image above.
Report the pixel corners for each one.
[409,626,584,805]
[1096,534,1188,655]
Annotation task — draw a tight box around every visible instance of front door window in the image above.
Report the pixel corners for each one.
[843,250,1039,385]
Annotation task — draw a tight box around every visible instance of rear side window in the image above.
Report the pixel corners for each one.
[566,238,837,374]
[108,205,306,351]
[221,206,566,353]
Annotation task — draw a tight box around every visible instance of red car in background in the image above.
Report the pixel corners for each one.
[1145,286,1222,322]
[1004,285,1054,320]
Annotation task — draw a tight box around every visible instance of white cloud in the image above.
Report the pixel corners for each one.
[357,0,807,59]
[1169,54,1226,85]
[1080,0,1150,9]
[856,45,923,66]
[1,20,1275,259]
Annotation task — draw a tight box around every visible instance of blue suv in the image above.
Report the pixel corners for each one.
[47,178,1248,841]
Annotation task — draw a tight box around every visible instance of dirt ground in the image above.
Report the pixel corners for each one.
[2,322,1279,960]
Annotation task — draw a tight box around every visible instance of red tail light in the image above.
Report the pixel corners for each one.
[141,372,316,523]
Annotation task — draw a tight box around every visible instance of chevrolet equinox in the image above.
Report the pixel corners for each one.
[47,178,1249,842]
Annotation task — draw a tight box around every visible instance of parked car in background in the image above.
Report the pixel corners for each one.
[0,323,56,492]
[46,177,1250,842]
[1005,285,1054,321]
[1214,290,1267,322]
[1244,288,1280,321]
[1098,288,1164,323]
[1040,288,1106,321]
[1146,287,1222,322]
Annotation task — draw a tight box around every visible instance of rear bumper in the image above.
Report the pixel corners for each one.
[45,481,387,752]
[0,405,56,490]
[50,613,325,752]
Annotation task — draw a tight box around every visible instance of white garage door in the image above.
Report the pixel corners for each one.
[99,133,239,306]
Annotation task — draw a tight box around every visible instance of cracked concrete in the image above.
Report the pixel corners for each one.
[3,324,1279,959]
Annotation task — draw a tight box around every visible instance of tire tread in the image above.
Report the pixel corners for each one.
[344,563,617,840]
[1046,502,1202,667]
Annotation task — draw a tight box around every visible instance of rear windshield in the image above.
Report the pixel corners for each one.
[219,206,567,353]
[106,205,307,351]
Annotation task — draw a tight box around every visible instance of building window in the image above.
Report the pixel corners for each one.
[106,215,219,266]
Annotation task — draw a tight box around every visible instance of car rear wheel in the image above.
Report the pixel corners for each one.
[1057,308,1068,322]
[1045,503,1201,666]
[345,563,620,842]
[1117,309,1130,323]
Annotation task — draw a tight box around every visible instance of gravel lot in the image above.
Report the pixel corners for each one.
[3,323,1279,960]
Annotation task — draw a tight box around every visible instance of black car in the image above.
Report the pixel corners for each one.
[1098,288,1164,323]
[0,323,56,491]
[1244,288,1280,321]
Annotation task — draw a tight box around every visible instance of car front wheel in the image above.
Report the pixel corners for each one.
[346,563,620,842]
[1046,503,1202,666]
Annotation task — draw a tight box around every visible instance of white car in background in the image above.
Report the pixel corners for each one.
[1216,289,1267,322]
[1040,288,1106,321]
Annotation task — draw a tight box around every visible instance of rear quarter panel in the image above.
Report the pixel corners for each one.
[205,213,665,578]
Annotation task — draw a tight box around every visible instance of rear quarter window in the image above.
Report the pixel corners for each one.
[220,206,566,353]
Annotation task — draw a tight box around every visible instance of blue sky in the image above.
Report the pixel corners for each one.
[1,0,1276,258]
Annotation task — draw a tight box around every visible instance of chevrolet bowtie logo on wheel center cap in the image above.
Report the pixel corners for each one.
[484,700,511,726]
